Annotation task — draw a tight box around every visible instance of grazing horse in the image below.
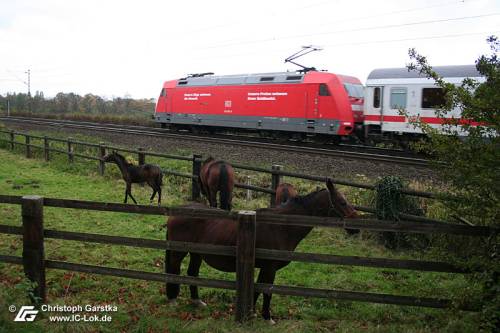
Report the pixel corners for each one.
[199,157,235,210]
[165,178,358,323]
[103,151,163,205]
[275,183,298,206]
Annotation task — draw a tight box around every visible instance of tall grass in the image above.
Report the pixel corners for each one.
[0,127,482,332]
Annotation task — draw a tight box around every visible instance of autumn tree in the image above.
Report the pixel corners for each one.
[407,36,499,331]
[407,36,499,227]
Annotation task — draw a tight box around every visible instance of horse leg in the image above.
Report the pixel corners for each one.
[165,249,187,304]
[259,268,277,323]
[209,190,218,208]
[148,182,157,204]
[127,183,138,204]
[187,253,206,307]
[253,269,263,313]
[157,185,162,206]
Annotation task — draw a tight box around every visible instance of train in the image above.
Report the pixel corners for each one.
[154,65,482,145]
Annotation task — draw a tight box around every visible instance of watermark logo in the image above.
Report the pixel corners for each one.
[13,306,39,322]
[10,303,117,322]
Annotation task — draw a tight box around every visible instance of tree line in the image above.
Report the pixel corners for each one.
[0,92,155,117]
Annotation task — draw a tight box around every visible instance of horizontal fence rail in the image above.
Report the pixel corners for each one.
[0,129,441,200]
[0,194,491,322]
[0,224,468,274]
[0,255,477,311]
[0,195,497,236]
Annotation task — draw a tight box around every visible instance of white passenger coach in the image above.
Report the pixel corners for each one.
[363,65,483,140]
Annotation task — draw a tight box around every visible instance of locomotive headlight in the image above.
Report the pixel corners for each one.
[343,122,352,125]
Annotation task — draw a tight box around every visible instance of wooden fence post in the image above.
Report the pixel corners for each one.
[246,176,252,201]
[25,135,31,158]
[235,210,256,322]
[138,148,145,166]
[10,130,15,150]
[98,143,106,176]
[43,136,49,161]
[192,154,202,201]
[269,165,282,207]
[21,195,46,303]
[67,137,74,163]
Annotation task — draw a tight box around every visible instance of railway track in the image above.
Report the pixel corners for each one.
[0,116,431,167]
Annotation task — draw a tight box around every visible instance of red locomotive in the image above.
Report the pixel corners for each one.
[154,47,484,145]
[154,70,364,142]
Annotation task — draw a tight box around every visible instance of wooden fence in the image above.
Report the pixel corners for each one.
[0,129,438,209]
[0,194,497,322]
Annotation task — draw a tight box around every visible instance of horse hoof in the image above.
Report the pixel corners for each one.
[266,318,276,325]
[191,299,207,307]
[167,299,178,306]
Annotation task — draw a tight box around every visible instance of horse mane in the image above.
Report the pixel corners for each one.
[112,152,135,166]
[290,188,326,208]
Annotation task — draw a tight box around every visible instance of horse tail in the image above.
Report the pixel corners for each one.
[219,163,230,210]
[281,187,290,204]
[157,168,163,187]
[164,229,170,273]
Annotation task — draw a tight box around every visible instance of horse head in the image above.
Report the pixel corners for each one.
[102,151,117,162]
[102,151,126,163]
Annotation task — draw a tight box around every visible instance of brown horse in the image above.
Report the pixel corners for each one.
[103,151,163,205]
[199,157,235,210]
[165,178,358,323]
[275,183,298,206]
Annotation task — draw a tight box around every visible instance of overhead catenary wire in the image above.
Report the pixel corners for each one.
[196,13,500,50]
[188,30,500,61]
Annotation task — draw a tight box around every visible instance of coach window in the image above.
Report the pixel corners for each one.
[390,87,407,109]
[422,88,446,109]
[373,87,381,108]
[319,83,331,96]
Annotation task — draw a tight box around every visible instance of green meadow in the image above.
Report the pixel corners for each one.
[0,132,482,332]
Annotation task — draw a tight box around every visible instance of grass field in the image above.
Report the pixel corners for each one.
[0,138,482,332]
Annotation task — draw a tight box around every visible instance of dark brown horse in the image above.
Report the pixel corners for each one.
[165,178,358,323]
[275,183,298,206]
[199,157,235,210]
[103,151,163,205]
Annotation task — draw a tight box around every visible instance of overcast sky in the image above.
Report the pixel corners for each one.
[1,0,499,99]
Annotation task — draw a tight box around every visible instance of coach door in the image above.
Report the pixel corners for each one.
[307,83,334,132]
[363,86,384,138]
[372,86,384,125]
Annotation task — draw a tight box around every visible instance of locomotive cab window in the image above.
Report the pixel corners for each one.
[421,88,446,109]
[373,87,381,108]
[344,83,364,98]
[319,83,331,96]
[260,77,275,82]
[390,87,407,109]
[160,88,166,97]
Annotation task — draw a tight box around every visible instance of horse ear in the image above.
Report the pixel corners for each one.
[326,177,336,193]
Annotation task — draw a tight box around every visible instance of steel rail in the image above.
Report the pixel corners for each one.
[0,116,430,167]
